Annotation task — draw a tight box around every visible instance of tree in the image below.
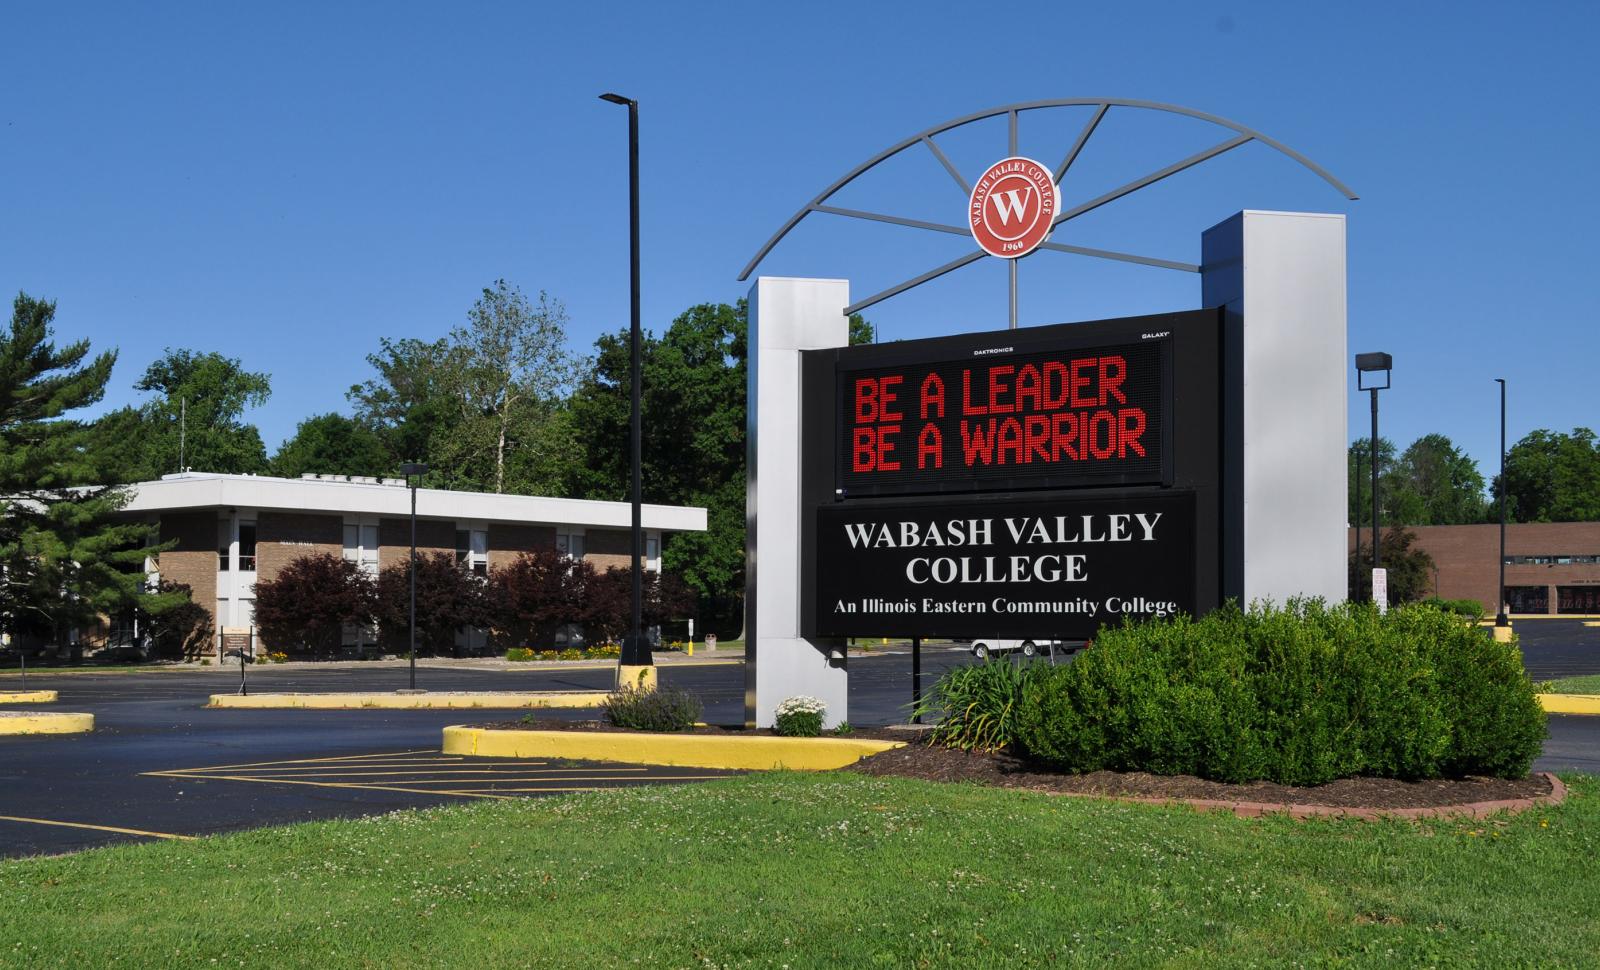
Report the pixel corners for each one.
[253,554,377,656]
[580,566,696,646]
[1499,428,1600,522]
[1347,437,1397,529]
[1388,434,1488,526]
[565,301,746,635]
[348,336,460,474]
[848,312,874,345]
[485,548,589,648]
[271,413,393,480]
[101,349,272,480]
[0,294,179,652]
[347,283,582,495]
[374,552,487,655]
[1348,527,1435,603]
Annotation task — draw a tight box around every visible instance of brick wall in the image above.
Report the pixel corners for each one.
[1347,522,1600,614]
[584,528,633,572]
[378,518,456,571]
[487,523,556,571]
[157,511,219,653]
[255,511,342,584]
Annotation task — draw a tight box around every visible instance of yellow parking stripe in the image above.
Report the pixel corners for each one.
[0,814,195,841]
[142,771,516,800]
[166,749,439,771]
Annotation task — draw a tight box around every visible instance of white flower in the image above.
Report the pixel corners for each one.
[775,695,827,717]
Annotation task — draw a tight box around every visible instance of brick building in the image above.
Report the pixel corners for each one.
[122,472,707,654]
[1348,522,1600,615]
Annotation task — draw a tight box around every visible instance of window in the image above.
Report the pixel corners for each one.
[1504,554,1600,565]
[1558,586,1600,615]
[343,522,379,576]
[556,531,585,561]
[1504,586,1549,614]
[239,522,257,572]
[217,521,231,571]
[455,529,488,575]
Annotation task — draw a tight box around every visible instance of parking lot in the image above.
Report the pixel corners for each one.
[2,625,1595,858]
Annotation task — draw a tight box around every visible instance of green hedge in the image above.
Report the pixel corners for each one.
[1010,600,1545,786]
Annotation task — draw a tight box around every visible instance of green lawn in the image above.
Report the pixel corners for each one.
[1,773,1595,968]
[1542,674,1600,695]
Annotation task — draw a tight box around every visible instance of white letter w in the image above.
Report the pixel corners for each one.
[989,188,1031,225]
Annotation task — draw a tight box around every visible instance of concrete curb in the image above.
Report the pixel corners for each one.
[208,691,610,710]
[0,690,58,703]
[1538,693,1600,716]
[0,711,93,735]
[442,726,904,771]
[1048,772,1568,821]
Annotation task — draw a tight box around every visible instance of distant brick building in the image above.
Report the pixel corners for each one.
[121,472,707,654]
[1348,522,1600,615]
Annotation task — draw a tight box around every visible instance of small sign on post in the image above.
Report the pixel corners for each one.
[1372,568,1388,615]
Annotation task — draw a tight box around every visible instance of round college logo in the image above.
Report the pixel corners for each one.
[968,157,1059,259]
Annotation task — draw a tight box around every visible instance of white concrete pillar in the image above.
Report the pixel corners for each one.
[746,277,851,728]
[1201,210,1348,605]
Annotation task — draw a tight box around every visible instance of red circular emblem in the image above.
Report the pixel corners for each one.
[968,156,1059,259]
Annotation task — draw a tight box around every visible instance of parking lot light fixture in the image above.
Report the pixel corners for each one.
[399,463,429,690]
[1355,353,1392,599]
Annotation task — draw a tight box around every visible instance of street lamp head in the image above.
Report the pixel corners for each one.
[598,92,634,106]
[1355,351,1391,391]
[399,462,429,477]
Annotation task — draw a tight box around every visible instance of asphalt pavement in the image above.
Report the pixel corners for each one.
[0,626,1594,859]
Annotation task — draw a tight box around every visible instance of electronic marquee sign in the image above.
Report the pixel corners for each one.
[800,307,1225,640]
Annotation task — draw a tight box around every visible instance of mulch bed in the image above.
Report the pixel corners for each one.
[469,718,908,742]
[848,743,1559,816]
[467,719,1560,817]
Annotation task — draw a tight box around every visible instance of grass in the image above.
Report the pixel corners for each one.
[1540,674,1600,695]
[1,773,1595,968]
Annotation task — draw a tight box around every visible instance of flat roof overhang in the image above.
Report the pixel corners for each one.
[117,474,707,533]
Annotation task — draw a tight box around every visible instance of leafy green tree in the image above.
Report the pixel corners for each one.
[98,349,272,480]
[1347,437,1397,528]
[1499,428,1600,522]
[347,282,581,495]
[1348,527,1435,603]
[0,294,181,652]
[348,336,460,473]
[1387,434,1488,526]
[848,313,874,345]
[271,413,393,479]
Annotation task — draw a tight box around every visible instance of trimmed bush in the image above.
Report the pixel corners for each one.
[505,647,536,662]
[1009,600,1544,785]
[603,686,703,732]
[1422,597,1487,620]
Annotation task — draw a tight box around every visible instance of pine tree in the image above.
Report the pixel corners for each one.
[0,293,182,655]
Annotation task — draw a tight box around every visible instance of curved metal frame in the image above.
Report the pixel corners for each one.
[737,98,1358,317]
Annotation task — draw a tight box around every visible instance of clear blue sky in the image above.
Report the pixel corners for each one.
[4,1,1596,479]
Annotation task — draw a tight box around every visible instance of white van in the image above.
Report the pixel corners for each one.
[968,637,1070,660]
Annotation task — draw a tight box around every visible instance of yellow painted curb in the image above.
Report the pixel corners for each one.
[442,726,904,771]
[208,691,611,710]
[0,711,93,735]
[0,690,57,704]
[1538,693,1600,716]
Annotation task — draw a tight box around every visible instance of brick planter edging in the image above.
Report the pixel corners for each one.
[1048,772,1567,821]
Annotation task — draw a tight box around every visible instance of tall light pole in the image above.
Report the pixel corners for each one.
[1355,353,1392,598]
[1495,378,1508,627]
[400,462,429,691]
[600,91,651,680]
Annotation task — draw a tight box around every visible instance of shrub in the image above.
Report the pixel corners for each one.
[505,647,536,662]
[585,643,621,659]
[915,660,1042,752]
[1422,597,1486,620]
[557,647,585,661]
[581,567,696,646]
[374,552,487,656]
[144,581,213,660]
[1010,600,1544,785]
[774,695,826,737]
[485,549,587,650]
[253,554,376,657]
[603,686,702,732]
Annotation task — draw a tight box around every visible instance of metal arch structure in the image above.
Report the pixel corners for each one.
[737,98,1358,320]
